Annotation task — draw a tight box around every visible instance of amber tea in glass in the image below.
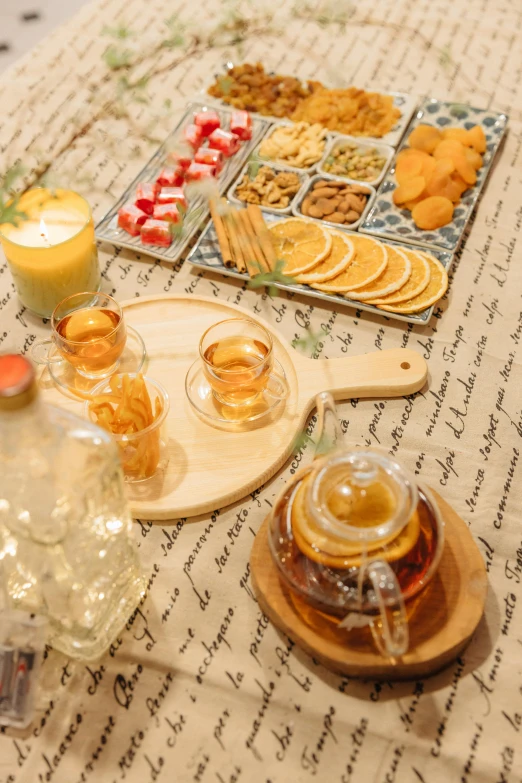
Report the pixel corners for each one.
[32,292,127,378]
[200,318,286,407]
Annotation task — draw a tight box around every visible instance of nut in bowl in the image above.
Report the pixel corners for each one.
[295,176,375,229]
[230,162,304,213]
[319,136,394,187]
[258,122,328,171]
[85,373,170,482]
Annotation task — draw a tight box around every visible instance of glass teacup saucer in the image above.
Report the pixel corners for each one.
[47,326,147,397]
[185,358,288,431]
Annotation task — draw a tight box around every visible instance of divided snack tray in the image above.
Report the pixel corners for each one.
[95,101,271,261]
[187,211,454,326]
[361,98,509,252]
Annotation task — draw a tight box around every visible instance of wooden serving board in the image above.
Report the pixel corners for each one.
[38,294,427,519]
[250,490,488,680]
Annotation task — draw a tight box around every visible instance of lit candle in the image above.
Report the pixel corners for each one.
[0,188,100,317]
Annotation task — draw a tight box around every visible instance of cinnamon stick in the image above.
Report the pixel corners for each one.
[224,208,247,273]
[236,209,269,276]
[246,204,277,271]
[209,199,233,268]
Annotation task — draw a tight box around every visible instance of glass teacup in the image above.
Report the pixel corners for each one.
[199,318,289,408]
[31,292,127,379]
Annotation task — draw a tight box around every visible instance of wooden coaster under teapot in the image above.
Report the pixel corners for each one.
[250,393,487,680]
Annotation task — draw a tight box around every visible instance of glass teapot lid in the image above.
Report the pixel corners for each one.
[307,449,418,545]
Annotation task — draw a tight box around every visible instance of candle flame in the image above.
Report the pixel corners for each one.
[39,218,49,241]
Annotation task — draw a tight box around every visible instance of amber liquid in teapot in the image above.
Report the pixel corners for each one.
[269,457,444,620]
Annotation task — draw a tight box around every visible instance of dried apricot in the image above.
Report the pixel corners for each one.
[433,157,455,177]
[403,197,424,210]
[467,125,487,153]
[395,150,430,183]
[393,176,426,205]
[463,147,483,170]
[408,124,442,153]
[412,196,454,230]
[426,172,450,198]
[441,127,470,144]
[420,156,437,180]
[454,155,477,185]
[433,139,466,162]
[451,173,469,196]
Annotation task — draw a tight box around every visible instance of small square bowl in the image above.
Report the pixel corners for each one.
[318,135,394,188]
[252,120,330,174]
[292,173,376,232]
[227,160,309,215]
[85,374,170,483]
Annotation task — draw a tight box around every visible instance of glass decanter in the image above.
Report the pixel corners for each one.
[268,392,444,658]
[0,354,145,660]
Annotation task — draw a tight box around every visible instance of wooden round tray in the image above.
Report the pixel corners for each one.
[251,490,487,680]
[38,294,427,519]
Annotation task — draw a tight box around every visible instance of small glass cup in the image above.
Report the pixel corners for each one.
[85,374,170,482]
[31,292,127,379]
[199,318,289,408]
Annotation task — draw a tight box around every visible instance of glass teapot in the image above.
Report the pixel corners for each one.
[268,393,444,658]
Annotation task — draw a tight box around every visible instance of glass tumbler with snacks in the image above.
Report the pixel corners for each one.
[86,373,170,482]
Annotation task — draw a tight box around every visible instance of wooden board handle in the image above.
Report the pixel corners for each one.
[295,348,428,403]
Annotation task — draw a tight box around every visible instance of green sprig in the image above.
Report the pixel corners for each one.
[247,259,297,297]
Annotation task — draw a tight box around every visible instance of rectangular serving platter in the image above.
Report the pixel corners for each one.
[361,98,509,252]
[186,211,454,326]
[201,72,418,148]
[95,101,271,261]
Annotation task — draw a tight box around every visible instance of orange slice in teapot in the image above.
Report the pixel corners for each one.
[291,476,421,568]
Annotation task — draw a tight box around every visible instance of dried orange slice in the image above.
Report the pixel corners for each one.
[297,232,354,283]
[378,252,448,313]
[366,249,430,305]
[312,235,388,292]
[269,218,332,275]
[290,477,421,567]
[348,245,411,301]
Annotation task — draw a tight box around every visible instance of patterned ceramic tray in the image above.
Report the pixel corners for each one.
[361,99,509,252]
[201,67,418,148]
[186,211,454,326]
[95,102,271,262]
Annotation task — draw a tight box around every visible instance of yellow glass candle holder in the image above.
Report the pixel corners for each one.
[0,188,100,318]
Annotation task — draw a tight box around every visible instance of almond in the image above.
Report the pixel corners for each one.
[311,187,338,199]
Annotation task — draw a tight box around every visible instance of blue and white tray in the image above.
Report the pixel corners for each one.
[186,211,454,326]
[361,99,509,252]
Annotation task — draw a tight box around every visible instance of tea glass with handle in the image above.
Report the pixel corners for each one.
[268,391,445,659]
[30,292,127,379]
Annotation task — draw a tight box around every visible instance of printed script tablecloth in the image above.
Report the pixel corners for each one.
[1,1,522,781]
